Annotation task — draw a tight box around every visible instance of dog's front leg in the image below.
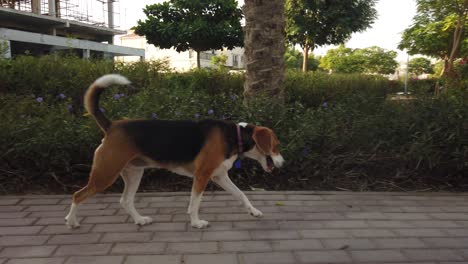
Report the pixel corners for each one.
[212,172,263,218]
[188,172,211,229]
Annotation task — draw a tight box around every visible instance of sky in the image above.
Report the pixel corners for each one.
[117,0,417,62]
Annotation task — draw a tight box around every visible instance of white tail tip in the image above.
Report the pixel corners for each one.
[94,74,131,87]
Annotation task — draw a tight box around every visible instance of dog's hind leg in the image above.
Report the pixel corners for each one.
[120,166,152,225]
[66,137,137,228]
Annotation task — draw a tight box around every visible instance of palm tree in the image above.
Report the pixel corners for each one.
[243,0,286,103]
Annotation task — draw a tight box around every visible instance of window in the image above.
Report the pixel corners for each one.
[200,52,214,60]
[233,55,239,67]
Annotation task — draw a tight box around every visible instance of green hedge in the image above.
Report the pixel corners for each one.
[0,56,466,193]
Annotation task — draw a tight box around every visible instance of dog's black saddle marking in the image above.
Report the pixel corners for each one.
[122,119,206,163]
[121,119,256,164]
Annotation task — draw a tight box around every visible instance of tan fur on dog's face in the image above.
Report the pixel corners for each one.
[244,126,284,172]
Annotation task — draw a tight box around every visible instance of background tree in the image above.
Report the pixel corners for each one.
[211,53,228,71]
[433,60,445,76]
[408,57,435,76]
[243,0,285,101]
[320,45,363,73]
[398,0,468,76]
[320,45,398,75]
[134,0,243,68]
[355,46,399,75]
[285,46,320,71]
[0,40,10,59]
[285,0,377,72]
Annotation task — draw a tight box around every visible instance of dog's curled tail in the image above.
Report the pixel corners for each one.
[84,74,131,132]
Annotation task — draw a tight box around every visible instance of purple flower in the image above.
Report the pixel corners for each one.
[120,93,126,97]
[66,104,73,112]
[194,113,200,119]
[151,112,158,119]
[99,107,105,113]
[113,94,121,100]
[322,102,328,108]
[207,109,214,115]
[58,93,66,99]
[302,146,310,156]
[460,60,466,65]
[36,97,44,103]
[230,94,238,100]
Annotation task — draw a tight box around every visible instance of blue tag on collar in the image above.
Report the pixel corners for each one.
[234,159,241,169]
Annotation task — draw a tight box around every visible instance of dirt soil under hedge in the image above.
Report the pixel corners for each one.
[1,165,467,196]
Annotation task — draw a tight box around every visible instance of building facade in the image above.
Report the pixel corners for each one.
[0,0,144,59]
[117,30,245,71]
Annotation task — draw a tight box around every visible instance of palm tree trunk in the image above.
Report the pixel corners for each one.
[243,0,285,103]
[196,51,201,69]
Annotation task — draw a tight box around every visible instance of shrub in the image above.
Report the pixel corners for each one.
[285,71,399,107]
[407,78,438,96]
[0,56,466,193]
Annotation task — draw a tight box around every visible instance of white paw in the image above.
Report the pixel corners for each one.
[191,219,210,229]
[65,216,80,229]
[134,216,153,226]
[248,207,263,218]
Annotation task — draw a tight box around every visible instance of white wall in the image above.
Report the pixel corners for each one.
[116,30,245,71]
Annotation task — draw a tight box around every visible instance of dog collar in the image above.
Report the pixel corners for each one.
[236,124,243,155]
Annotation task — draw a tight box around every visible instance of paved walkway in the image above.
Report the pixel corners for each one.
[1,191,468,264]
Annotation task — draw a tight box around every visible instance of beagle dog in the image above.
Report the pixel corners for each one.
[65,74,284,229]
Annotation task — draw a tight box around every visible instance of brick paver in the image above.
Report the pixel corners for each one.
[5,258,65,264]
[125,255,180,264]
[184,254,237,264]
[0,191,467,263]
[65,256,124,264]
[100,232,152,243]
[111,242,166,254]
[220,240,272,252]
[0,246,57,258]
[296,250,352,263]
[0,235,50,247]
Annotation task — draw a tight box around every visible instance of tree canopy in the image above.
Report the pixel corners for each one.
[320,45,398,75]
[211,53,228,71]
[320,45,363,73]
[285,0,377,72]
[398,0,468,76]
[408,57,435,76]
[134,0,243,68]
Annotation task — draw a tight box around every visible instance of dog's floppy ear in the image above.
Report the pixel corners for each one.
[253,127,273,154]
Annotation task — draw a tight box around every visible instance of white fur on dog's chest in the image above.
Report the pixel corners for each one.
[214,155,238,174]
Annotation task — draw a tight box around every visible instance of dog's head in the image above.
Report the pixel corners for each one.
[242,124,285,172]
